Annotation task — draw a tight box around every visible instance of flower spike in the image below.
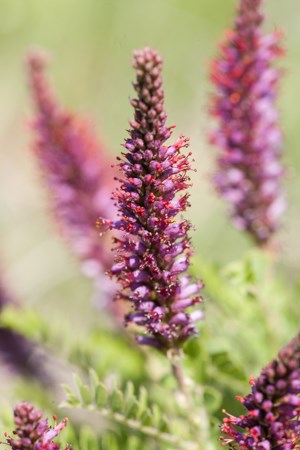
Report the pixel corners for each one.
[210,0,285,246]
[106,47,203,351]
[221,330,300,449]
[3,402,71,449]
[27,50,116,280]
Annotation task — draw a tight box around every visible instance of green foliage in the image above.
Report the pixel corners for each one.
[69,329,146,382]
[0,307,43,341]
[191,250,300,374]
[2,247,299,449]
[62,370,199,449]
[184,335,248,389]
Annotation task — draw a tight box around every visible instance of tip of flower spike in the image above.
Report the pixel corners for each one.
[26,46,59,120]
[132,46,163,71]
[26,48,50,71]
[273,29,286,57]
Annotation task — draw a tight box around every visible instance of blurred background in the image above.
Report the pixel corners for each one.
[0,0,300,414]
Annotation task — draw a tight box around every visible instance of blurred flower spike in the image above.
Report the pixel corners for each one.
[104,47,203,352]
[210,0,285,246]
[221,331,300,449]
[3,402,71,449]
[27,50,116,280]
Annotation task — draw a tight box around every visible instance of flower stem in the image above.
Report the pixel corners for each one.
[167,349,213,450]
[168,348,188,399]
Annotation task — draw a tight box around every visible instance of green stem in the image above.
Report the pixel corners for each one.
[168,348,189,400]
[167,349,214,450]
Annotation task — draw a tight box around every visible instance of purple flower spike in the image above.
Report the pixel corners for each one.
[27,51,116,280]
[3,402,71,449]
[210,0,285,246]
[107,47,203,351]
[221,331,300,449]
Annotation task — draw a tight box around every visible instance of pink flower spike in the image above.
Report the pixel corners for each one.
[209,0,285,247]
[27,50,116,279]
[221,331,300,449]
[106,47,203,351]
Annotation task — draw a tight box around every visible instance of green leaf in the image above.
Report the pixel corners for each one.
[78,426,99,449]
[136,386,148,419]
[159,415,171,433]
[100,434,120,450]
[62,384,80,407]
[95,383,107,408]
[110,388,124,412]
[89,368,100,399]
[150,404,162,429]
[140,409,152,426]
[80,384,93,406]
[74,373,92,405]
[124,382,138,418]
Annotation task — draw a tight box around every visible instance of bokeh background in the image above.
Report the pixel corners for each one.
[0,0,300,423]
